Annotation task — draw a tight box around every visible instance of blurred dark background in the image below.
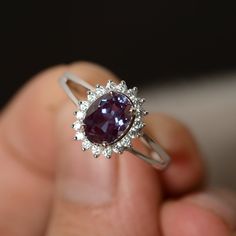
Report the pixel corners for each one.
[1,1,236,108]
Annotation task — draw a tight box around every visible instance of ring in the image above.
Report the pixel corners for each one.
[59,73,171,170]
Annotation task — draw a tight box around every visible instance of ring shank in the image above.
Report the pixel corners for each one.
[59,73,171,170]
[128,134,170,170]
[59,72,94,105]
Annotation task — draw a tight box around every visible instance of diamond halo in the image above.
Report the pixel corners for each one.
[72,80,148,159]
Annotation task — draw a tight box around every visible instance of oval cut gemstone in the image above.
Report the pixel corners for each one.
[84,92,134,144]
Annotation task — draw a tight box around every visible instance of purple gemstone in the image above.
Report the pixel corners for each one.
[84,92,134,144]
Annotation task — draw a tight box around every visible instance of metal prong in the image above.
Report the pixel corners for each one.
[105,155,112,159]
[142,110,149,116]
[73,136,78,141]
[81,147,86,151]
[96,84,101,88]
[93,154,99,158]
[133,87,138,93]
[129,107,136,114]
[139,98,146,103]
[136,133,141,138]
[121,80,126,85]
[87,90,92,95]
[108,80,113,83]
[102,141,108,147]
[73,111,78,116]
[109,91,114,96]
[71,124,75,129]
[80,124,85,131]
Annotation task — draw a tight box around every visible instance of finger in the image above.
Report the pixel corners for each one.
[145,114,205,196]
[161,189,236,235]
[0,62,119,236]
[46,96,162,236]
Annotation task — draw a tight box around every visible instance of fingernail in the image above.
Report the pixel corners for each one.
[186,189,236,231]
[55,103,118,206]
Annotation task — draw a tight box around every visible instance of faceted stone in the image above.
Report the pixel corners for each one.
[102,146,112,158]
[79,101,89,111]
[84,92,134,144]
[75,111,84,120]
[82,139,92,150]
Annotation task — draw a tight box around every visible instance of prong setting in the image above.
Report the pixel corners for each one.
[72,80,147,159]
[102,141,108,147]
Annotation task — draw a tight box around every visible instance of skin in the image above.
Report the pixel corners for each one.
[0,62,235,236]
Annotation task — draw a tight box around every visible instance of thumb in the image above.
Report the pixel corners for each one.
[46,68,162,236]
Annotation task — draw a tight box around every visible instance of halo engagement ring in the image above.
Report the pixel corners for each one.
[59,73,171,170]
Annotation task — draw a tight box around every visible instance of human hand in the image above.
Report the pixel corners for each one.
[0,62,235,236]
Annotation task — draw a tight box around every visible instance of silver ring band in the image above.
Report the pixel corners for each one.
[59,72,171,170]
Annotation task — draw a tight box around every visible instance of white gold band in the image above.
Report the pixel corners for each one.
[59,72,171,170]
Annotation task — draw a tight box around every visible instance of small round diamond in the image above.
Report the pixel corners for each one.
[102,146,112,158]
[133,119,144,130]
[82,139,92,150]
[113,142,125,153]
[128,129,139,138]
[79,101,89,111]
[116,81,127,92]
[87,91,97,102]
[127,87,138,96]
[95,86,106,96]
[75,111,85,120]
[121,136,131,147]
[75,132,84,140]
[92,145,101,157]
[106,81,117,90]
[72,121,82,131]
